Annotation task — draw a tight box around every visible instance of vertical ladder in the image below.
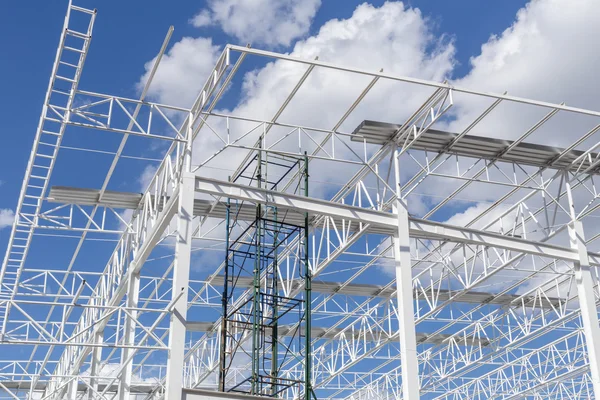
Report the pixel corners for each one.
[0,2,96,335]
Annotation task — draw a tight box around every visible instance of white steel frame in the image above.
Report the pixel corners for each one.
[3,3,600,400]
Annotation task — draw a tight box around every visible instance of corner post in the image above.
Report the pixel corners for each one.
[88,331,103,400]
[565,173,600,397]
[118,274,140,400]
[392,147,420,400]
[165,112,195,400]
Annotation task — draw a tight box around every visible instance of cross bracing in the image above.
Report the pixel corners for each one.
[3,2,600,400]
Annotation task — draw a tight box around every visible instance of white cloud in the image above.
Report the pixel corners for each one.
[190,0,321,47]
[138,164,158,192]
[190,9,213,28]
[449,0,600,146]
[458,0,600,104]
[0,209,14,230]
[138,37,221,108]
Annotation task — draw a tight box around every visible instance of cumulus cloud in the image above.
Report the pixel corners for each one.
[190,0,321,47]
[448,0,600,148]
[458,0,600,104]
[0,209,14,230]
[138,37,221,108]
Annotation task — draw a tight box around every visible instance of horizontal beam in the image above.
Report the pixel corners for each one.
[185,321,491,346]
[351,120,600,174]
[206,275,562,309]
[227,44,600,118]
[0,380,155,393]
[194,176,600,265]
[49,181,600,265]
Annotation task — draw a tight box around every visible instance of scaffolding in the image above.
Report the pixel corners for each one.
[219,149,314,399]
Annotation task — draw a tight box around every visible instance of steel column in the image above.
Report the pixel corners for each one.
[566,175,600,397]
[88,332,103,400]
[165,112,195,400]
[393,148,420,400]
[118,272,140,400]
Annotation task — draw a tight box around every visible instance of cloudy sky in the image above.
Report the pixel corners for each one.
[0,0,598,247]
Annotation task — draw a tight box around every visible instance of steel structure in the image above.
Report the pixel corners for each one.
[3,2,600,400]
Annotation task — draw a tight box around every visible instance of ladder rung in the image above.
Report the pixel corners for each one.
[59,60,79,68]
[39,141,57,147]
[70,5,96,15]
[32,165,50,170]
[28,185,45,189]
[66,29,89,40]
[51,89,71,96]
[31,175,48,180]
[36,154,54,159]
[55,75,76,84]
[64,46,84,54]
[24,195,41,200]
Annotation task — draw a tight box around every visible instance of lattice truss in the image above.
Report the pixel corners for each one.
[4,3,600,400]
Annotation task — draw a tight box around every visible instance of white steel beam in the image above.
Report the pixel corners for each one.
[227,44,600,118]
[194,176,598,265]
[392,149,419,400]
[117,272,140,400]
[87,332,102,400]
[165,113,195,400]
[566,176,600,398]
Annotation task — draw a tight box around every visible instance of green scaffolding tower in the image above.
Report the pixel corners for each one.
[218,145,314,400]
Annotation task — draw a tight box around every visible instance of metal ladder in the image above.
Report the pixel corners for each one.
[0,2,96,334]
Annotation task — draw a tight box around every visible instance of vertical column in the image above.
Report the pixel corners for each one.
[67,375,78,400]
[165,114,195,400]
[88,332,103,400]
[118,274,140,400]
[565,176,600,397]
[219,196,231,392]
[303,152,313,400]
[392,148,420,400]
